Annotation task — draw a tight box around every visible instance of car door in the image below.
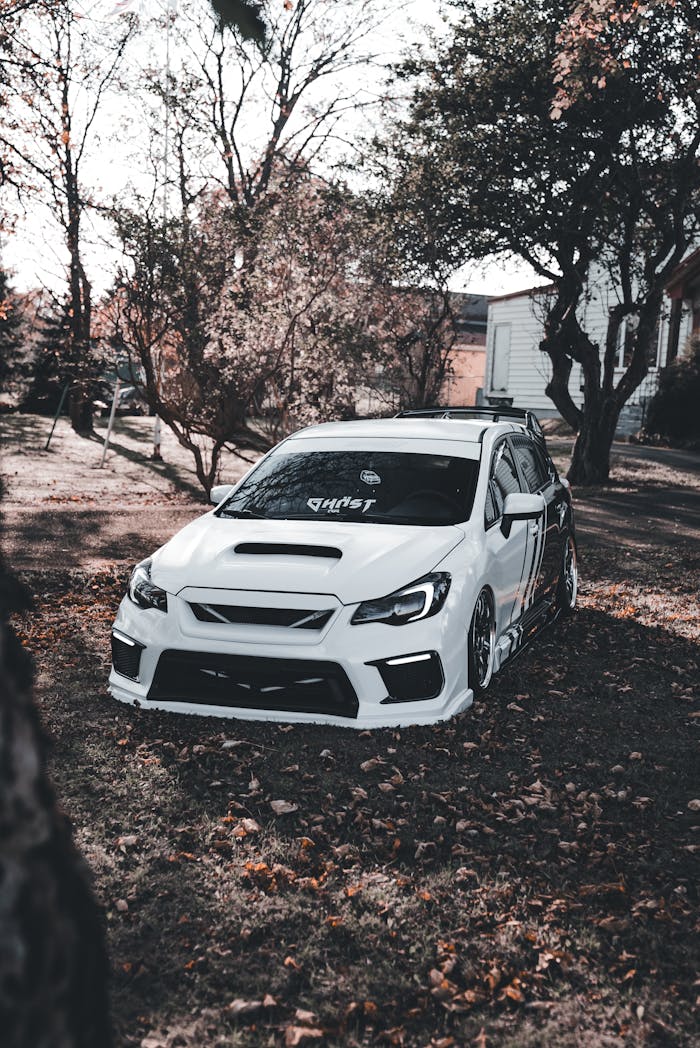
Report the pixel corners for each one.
[483,439,530,634]
[510,433,560,608]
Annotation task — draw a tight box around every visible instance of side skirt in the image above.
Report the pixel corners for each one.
[493,598,558,673]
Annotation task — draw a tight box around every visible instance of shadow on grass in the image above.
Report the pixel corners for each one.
[100,417,206,503]
[26,577,698,1047]
[6,507,203,569]
[0,411,69,452]
[575,485,700,548]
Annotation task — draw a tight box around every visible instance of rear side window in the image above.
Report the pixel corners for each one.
[512,436,549,492]
[485,441,521,527]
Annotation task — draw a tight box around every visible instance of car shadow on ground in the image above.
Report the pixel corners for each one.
[20,573,697,1047]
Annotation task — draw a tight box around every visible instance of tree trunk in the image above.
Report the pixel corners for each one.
[0,546,112,1048]
[65,122,94,439]
[567,395,620,485]
[68,386,94,437]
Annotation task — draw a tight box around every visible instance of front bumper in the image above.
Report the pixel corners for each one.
[108,587,472,729]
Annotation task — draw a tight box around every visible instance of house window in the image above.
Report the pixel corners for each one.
[616,320,635,369]
[491,324,511,392]
[654,310,668,368]
[616,311,668,369]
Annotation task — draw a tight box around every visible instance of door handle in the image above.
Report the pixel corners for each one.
[529,523,539,536]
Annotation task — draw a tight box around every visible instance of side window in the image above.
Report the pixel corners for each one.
[535,442,558,484]
[485,483,499,528]
[485,441,521,528]
[512,436,549,492]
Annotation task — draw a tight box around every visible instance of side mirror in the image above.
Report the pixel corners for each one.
[210,484,234,506]
[501,492,545,538]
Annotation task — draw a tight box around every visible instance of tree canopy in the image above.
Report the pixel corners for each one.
[384,0,700,482]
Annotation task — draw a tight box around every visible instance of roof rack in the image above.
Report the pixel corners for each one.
[394,406,544,437]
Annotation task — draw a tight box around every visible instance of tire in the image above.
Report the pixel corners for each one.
[557,534,578,615]
[468,588,496,696]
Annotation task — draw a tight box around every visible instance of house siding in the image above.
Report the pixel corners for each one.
[485,280,693,417]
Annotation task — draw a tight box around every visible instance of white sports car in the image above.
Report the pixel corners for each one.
[109,407,577,728]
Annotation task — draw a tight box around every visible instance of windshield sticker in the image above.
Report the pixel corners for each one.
[307,496,376,514]
[360,469,382,486]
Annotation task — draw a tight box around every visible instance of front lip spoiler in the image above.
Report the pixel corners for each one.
[108,678,473,730]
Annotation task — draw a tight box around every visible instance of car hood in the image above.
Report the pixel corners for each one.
[152,515,465,605]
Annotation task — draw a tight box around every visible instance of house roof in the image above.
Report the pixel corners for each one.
[450,291,488,332]
[665,248,700,296]
[487,282,554,304]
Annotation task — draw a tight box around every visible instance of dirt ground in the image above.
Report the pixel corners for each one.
[3,414,700,1047]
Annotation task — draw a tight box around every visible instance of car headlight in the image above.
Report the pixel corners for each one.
[351,572,451,626]
[127,559,168,612]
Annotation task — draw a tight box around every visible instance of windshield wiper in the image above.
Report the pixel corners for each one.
[367,514,462,525]
[219,507,268,519]
[262,512,453,525]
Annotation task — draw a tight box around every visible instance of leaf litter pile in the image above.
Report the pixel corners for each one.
[14,540,700,1048]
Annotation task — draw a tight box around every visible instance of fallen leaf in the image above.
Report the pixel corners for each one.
[116,835,138,850]
[360,757,386,772]
[228,998,262,1015]
[284,1025,324,1046]
[295,1008,317,1022]
[271,800,299,815]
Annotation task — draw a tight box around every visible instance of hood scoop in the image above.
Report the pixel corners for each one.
[233,542,342,560]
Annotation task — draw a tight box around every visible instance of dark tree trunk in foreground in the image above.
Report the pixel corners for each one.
[0,539,112,1047]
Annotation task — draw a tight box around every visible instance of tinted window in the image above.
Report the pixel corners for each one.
[220,450,479,526]
[485,483,499,527]
[485,442,521,527]
[512,436,549,492]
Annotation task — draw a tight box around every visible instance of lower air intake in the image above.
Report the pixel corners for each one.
[148,650,358,719]
[111,633,144,681]
[371,651,444,704]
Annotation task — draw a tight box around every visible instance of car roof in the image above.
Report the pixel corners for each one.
[286,418,512,444]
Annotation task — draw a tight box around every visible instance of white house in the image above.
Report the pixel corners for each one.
[483,260,697,426]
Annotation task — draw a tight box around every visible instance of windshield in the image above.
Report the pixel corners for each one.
[219,450,479,526]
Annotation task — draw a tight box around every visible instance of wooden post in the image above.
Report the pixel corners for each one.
[44,382,70,451]
[152,415,162,460]
[99,379,120,468]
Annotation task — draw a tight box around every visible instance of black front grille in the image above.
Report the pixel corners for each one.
[148,650,359,718]
[189,603,334,630]
[111,633,144,681]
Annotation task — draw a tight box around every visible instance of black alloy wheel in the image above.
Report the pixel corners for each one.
[468,588,495,695]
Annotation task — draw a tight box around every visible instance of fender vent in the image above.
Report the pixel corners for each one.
[234,542,342,559]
